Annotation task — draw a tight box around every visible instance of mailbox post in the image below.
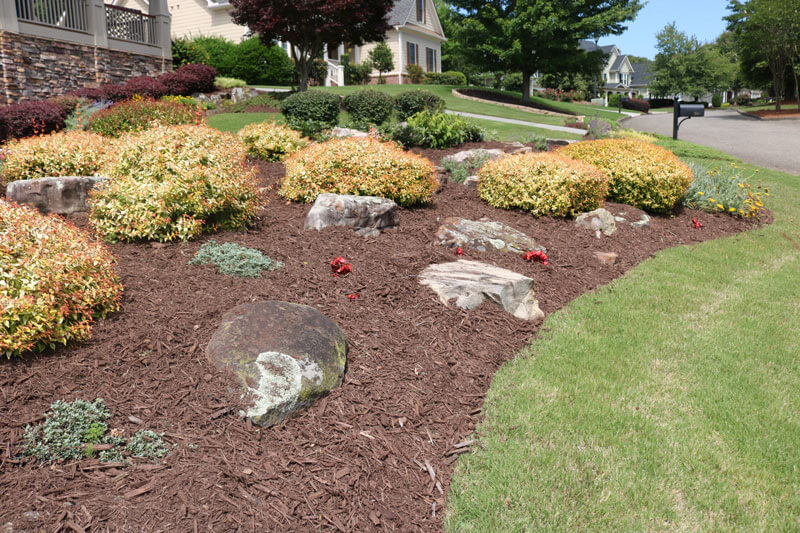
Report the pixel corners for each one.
[672,100,705,139]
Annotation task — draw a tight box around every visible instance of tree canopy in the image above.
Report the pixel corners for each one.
[229,0,394,91]
[368,41,394,84]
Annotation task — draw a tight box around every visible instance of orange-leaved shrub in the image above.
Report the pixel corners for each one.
[88,125,260,242]
[0,199,122,358]
[478,152,609,217]
[1,130,110,182]
[87,99,195,137]
[280,137,437,206]
[559,138,693,213]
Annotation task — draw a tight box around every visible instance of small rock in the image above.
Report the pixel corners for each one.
[305,193,398,236]
[511,146,532,154]
[419,260,544,321]
[575,208,616,238]
[6,176,106,215]
[631,213,652,229]
[614,216,627,222]
[230,87,258,104]
[593,252,618,265]
[463,175,479,187]
[127,415,143,424]
[441,148,505,166]
[23,511,39,522]
[207,301,347,427]
[330,127,369,138]
[436,217,544,254]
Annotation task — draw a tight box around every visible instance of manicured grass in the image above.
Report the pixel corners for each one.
[653,135,738,161]
[446,143,800,530]
[206,112,283,133]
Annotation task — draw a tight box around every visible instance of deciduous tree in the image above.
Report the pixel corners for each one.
[368,41,394,84]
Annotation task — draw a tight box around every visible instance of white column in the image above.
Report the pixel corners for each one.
[88,0,108,48]
[149,0,172,63]
[397,30,403,84]
[0,1,20,32]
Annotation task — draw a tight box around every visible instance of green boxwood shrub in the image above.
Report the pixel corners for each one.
[280,90,341,137]
[342,89,394,126]
[393,90,444,121]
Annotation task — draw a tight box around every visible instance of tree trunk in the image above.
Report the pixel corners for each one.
[521,69,532,101]
[792,59,800,112]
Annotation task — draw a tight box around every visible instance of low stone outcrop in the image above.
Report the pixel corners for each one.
[5,176,106,215]
[436,217,543,254]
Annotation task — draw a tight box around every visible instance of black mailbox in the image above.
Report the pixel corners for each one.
[679,103,705,117]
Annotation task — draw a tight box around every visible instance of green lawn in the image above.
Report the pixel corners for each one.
[447,141,800,530]
[206,112,283,133]
[473,87,631,122]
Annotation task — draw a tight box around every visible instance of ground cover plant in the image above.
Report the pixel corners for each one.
[190,240,283,277]
[0,199,122,358]
[237,121,308,161]
[684,161,768,218]
[442,151,490,183]
[22,399,171,463]
[0,130,108,182]
[560,138,694,213]
[88,99,196,137]
[280,137,437,205]
[89,125,259,242]
[478,152,609,216]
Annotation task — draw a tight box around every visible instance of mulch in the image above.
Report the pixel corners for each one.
[0,142,762,531]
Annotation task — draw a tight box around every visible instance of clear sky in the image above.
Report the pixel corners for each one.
[596,0,731,60]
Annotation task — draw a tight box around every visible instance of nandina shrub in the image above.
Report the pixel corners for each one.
[478,152,609,217]
[89,125,260,242]
[280,137,437,206]
[559,138,693,213]
[125,76,168,98]
[0,199,122,358]
[237,121,308,161]
[1,131,109,182]
[87,99,195,137]
[0,101,68,142]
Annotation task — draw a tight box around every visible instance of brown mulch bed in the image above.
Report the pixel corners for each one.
[748,106,800,119]
[0,142,761,531]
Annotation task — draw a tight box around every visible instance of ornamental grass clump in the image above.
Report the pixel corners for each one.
[89,125,260,242]
[0,199,122,358]
[684,161,768,218]
[191,240,283,277]
[559,138,693,213]
[1,130,109,182]
[280,137,437,206]
[478,152,609,217]
[237,121,308,161]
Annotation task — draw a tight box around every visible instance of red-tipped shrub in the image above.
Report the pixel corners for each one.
[159,64,217,95]
[0,101,68,142]
[157,71,193,96]
[67,86,106,101]
[100,83,133,102]
[125,76,168,98]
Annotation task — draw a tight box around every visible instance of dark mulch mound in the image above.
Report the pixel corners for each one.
[0,143,759,531]
[455,88,575,116]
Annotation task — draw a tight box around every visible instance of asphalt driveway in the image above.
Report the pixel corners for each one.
[623,109,800,175]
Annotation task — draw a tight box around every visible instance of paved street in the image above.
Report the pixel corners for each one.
[623,109,800,175]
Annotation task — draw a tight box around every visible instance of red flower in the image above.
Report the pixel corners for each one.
[524,250,549,265]
[692,217,703,229]
[454,247,463,256]
[330,256,352,276]
[347,293,360,300]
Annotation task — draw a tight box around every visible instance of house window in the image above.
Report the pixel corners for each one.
[426,47,437,72]
[416,0,425,22]
[602,73,607,81]
[407,42,419,65]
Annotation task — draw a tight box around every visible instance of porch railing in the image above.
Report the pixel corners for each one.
[104,4,156,45]
[14,0,89,32]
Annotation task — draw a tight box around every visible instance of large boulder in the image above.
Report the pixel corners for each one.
[575,208,616,238]
[5,176,106,215]
[206,301,347,427]
[419,260,544,321]
[441,148,505,166]
[305,193,398,237]
[436,217,544,254]
[330,127,369,139]
[230,87,258,103]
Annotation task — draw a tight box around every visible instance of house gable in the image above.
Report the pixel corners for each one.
[389,0,446,40]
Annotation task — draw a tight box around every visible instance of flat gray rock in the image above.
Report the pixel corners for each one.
[207,301,347,427]
[575,208,616,238]
[305,193,398,236]
[419,260,544,321]
[441,148,505,166]
[6,176,106,215]
[436,217,544,254]
[331,127,369,138]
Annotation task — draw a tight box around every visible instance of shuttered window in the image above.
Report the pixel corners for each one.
[407,42,419,65]
[426,47,437,72]
[416,0,424,22]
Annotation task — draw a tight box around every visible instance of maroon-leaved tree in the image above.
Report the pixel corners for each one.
[230,0,394,91]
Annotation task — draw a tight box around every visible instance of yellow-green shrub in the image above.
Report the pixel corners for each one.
[89,125,260,242]
[478,152,609,217]
[1,131,109,182]
[280,137,437,206]
[559,138,693,213]
[0,199,122,358]
[237,121,309,161]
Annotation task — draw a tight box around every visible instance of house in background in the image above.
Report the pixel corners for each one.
[116,0,446,86]
[579,40,653,103]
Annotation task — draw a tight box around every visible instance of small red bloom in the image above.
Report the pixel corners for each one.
[692,217,703,229]
[454,247,463,256]
[524,250,549,265]
[347,293,360,300]
[330,256,352,276]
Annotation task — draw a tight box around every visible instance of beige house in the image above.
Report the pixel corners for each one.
[116,0,446,85]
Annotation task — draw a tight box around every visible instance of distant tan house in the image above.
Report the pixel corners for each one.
[116,0,447,85]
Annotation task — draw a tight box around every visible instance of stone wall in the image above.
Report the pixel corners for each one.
[0,31,170,104]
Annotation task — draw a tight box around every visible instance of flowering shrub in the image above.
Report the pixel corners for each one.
[559,139,693,213]
[0,101,68,142]
[89,125,260,242]
[0,199,122,358]
[237,121,308,161]
[478,152,608,217]
[541,88,582,102]
[683,161,767,218]
[125,76,168,98]
[280,137,437,206]
[88,99,195,137]
[1,130,109,182]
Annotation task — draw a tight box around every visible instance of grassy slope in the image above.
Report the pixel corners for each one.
[206,112,282,133]
[446,141,800,531]
[473,87,630,123]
